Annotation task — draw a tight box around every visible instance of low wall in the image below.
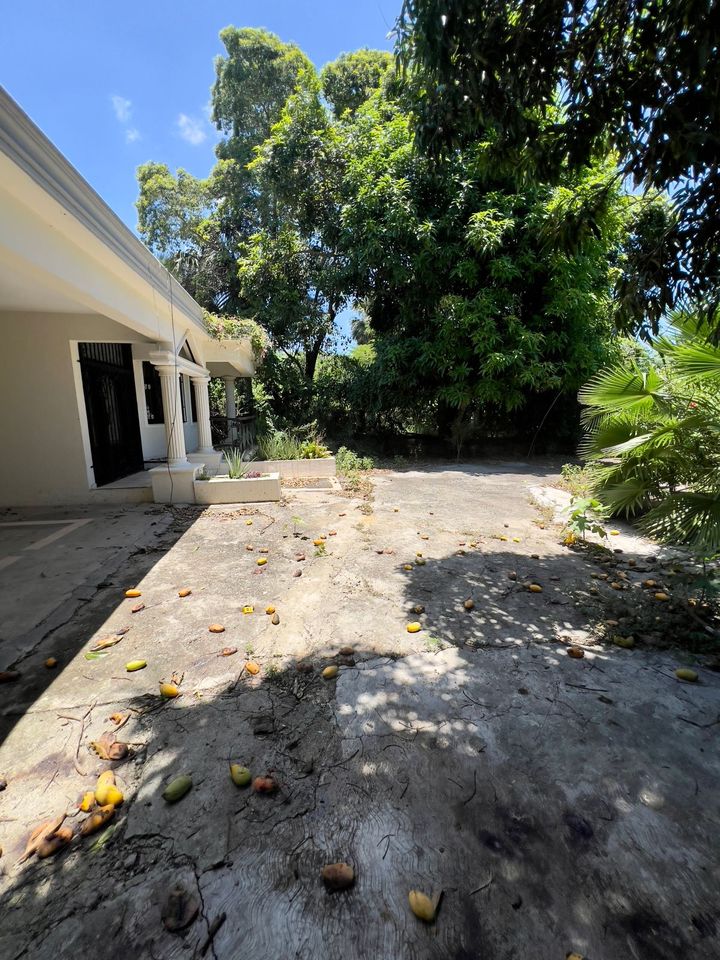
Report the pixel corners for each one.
[243,457,336,479]
[194,472,281,504]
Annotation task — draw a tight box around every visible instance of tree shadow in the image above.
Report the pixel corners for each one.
[1,539,718,960]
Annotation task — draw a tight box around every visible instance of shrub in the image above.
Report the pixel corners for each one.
[336,446,374,473]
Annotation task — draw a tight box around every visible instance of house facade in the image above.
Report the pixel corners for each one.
[0,87,255,507]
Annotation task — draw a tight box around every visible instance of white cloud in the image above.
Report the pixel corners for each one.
[111,95,132,123]
[177,113,207,146]
[125,128,141,144]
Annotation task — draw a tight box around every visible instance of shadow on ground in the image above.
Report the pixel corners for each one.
[1,549,718,958]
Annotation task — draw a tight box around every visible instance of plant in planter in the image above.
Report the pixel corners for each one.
[226,448,254,479]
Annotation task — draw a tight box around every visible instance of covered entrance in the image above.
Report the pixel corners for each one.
[78,342,143,486]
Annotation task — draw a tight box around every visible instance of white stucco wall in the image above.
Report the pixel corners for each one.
[0,311,201,506]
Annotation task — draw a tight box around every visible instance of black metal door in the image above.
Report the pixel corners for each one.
[78,342,144,486]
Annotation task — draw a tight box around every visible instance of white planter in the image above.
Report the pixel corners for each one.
[194,472,281,504]
[246,457,336,479]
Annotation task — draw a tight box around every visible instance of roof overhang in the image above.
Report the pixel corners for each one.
[0,86,257,377]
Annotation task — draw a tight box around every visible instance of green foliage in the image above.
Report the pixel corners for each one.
[396,0,720,332]
[320,49,393,117]
[225,447,252,479]
[559,464,593,499]
[565,497,609,543]
[258,430,304,461]
[579,315,720,557]
[202,311,269,362]
[212,27,312,166]
[300,440,331,459]
[336,447,374,473]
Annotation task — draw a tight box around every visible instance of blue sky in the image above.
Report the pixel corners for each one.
[2,3,400,344]
[3,1,400,228]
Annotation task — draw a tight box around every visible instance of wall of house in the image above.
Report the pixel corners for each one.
[0,311,200,506]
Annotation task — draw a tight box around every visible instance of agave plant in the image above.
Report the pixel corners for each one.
[225,448,252,480]
[578,313,720,557]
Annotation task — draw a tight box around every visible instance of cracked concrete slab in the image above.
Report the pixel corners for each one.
[0,463,718,960]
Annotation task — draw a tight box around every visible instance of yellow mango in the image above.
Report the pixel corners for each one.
[125,660,147,672]
[406,622,422,633]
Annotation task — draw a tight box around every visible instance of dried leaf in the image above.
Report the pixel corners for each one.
[80,805,115,837]
[131,602,145,613]
[90,730,129,761]
[218,647,238,657]
[90,635,124,651]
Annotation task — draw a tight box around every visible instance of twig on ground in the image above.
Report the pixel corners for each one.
[470,876,494,895]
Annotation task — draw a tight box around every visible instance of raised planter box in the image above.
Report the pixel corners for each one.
[244,457,336,479]
[194,472,281,504]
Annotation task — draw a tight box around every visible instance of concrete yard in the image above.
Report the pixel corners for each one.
[0,464,718,960]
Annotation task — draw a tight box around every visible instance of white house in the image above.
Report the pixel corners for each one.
[0,87,256,507]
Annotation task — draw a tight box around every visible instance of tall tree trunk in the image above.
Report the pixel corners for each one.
[305,334,325,381]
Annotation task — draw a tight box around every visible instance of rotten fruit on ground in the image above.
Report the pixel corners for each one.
[412,604,425,614]
[339,646,354,656]
[208,624,225,633]
[125,659,147,672]
[403,564,413,571]
[162,885,200,932]
[613,635,635,649]
[321,862,355,891]
[80,804,115,836]
[654,592,670,601]
[230,764,252,788]
[265,605,276,615]
[44,657,58,668]
[406,622,422,633]
[567,647,585,659]
[90,731,129,761]
[219,646,237,657]
[178,588,192,597]
[313,539,324,546]
[37,825,73,858]
[408,889,440,922]
[79,791,95,812]
[257,558,267,566]
[463,599,475,611]
[271,612,280,625]
[125,589,142,598]
[528,584,543,593]
[245,661,261,675]
[322,665,338,679]
[163,774,193,803]
[252,775,278,794]
[675,668,698,683]
[160,682,180,699]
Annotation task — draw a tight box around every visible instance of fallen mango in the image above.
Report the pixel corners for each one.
[322,665,338,679]
[257,558,267,567]
[463,599,475,611]
[208,624,225,633]
[409,890,438,922]
[160,682,180,699]
[567,647,585,659]
[654,592,670,601]
[37,826,73,858]
[321,862,355,891]
[271,612,280,625]
[265,605,276,615]
[242,605,254,614]
[675,668,698,683]
[44,657,58,669]
[125,660,147,672]
[178,588,192,598]
[162,774,193,803]
[230,764,252,787]
[245,661,261,675]
[80,805,115,837]
[252,775,278,794]
[528,584,543,593]
[406,622,422,633]
[125,589,142,598]
[79,791,95,812]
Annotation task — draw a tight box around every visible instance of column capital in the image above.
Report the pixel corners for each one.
[154,363,180,378]
[190,373,211,384]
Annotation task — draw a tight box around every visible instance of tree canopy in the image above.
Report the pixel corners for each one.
[397,0,720,334]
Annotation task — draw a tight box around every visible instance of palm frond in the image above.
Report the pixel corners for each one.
[640,492,720,558]
[578,363,667,418]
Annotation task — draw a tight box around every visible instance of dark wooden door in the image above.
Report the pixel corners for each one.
[78,342,144,486]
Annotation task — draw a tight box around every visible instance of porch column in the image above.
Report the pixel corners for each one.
[191,375,214,454]
[156,364,188,465]
[223,376,236,419]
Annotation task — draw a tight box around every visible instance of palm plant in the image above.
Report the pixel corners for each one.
[578,313,720,557]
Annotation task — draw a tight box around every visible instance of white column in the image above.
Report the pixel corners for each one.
[191,375,214,454]
[223,376,236,419]
[155,364,188,465]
